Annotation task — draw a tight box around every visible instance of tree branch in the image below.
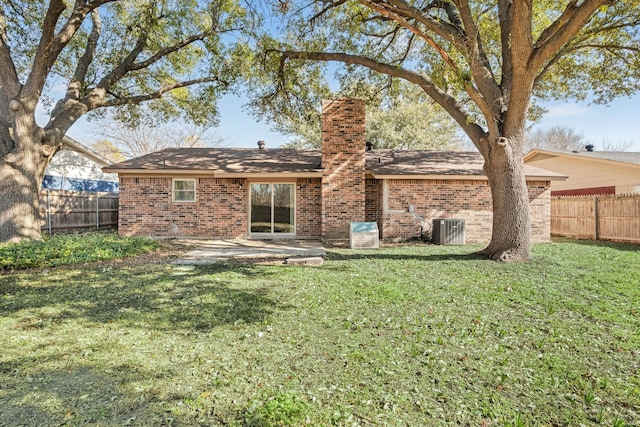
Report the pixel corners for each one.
[498,0,513,94]
[97,19,215,96]
[72,9,101,93]
[356,0,500,126]
[509,0,533,69]
[48,9,102,130]
[24,0,116,104]
[531,0,611,70]
[99,76,226,108]
[535,0,580,50]
[0,3,20,96]
[310,0,348,23]
[277,49,485,143]
[357,0,460,71]
[452,0,502,114]
[22,0,67,104]
[96,32,148,91]
[129,30,212,72]
[360,0,463,47]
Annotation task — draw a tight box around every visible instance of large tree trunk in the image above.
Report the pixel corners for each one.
[0,147,48,243]
[479,138,531,262]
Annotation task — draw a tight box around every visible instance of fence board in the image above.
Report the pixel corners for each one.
[40,190,119,233]
[551,194,640,244]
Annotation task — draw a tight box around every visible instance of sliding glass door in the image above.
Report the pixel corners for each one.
[250,183,295,235]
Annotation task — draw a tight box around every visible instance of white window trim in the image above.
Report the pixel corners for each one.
[172,178,196,203]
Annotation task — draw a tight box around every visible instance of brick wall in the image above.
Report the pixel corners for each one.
[296,178,322,237]
[527,180,551,242]
[321,99,366,239]
[119,177,247,237]
[365,178,383,224]
[369,179,551,243]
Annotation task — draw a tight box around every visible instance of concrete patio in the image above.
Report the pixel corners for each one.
[170,238,326,265]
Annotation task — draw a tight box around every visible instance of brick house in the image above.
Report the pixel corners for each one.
[104,99,564,243]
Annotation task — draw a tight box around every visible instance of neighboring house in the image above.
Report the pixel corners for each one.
[104,99,564,243]
[524,148,640,196]
[44,136,119,192]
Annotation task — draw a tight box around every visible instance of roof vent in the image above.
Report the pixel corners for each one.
[365,141,374,151]
[585,144,594,152]
[257,140,266,150]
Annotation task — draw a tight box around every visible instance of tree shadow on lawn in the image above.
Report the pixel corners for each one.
[0,357,204,426]
[0,262,294,425]
[551,237,640,252]
[325,250,488,262]
[0,262,287,332]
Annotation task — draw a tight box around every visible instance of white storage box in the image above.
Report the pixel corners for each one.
[350,222,380,249]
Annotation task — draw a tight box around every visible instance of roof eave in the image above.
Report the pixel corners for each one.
[371,173,565,181]
[371,173,488,180]
[101,168,324,178]
[63,136,112,166]
[215,172,323,178]
[102,168,215,175]
[528,175,568,181]
[525,148,640,169]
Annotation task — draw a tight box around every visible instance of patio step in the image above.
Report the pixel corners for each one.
[286,256,324,266]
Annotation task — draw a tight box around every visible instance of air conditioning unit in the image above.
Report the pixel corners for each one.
[432,219,465,245]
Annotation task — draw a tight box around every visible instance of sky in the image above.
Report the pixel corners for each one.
[65,91,640,152]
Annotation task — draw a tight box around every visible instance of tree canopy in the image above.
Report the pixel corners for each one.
[254,0,640,261]
[271,81,465,149]
[0,0,252,242]
[257,0,640,149]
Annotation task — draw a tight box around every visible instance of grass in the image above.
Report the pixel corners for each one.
[0,232,160,271]
[0,239,639,426]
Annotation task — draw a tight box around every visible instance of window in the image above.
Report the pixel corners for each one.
[173,179,196,202]
[250,183,295,234]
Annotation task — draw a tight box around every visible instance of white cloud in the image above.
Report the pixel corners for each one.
[545,103,590,117]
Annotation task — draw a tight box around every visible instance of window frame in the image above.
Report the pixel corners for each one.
[172,178,197,203]
[248,181,296,236]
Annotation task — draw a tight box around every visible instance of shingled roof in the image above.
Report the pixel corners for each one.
[103,148,322,176]
[103,147,565,180]
[524,148,640,167]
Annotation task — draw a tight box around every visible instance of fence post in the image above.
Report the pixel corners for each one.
[96,193,100,229]
[594,196,600,240]
[46,190,52,234]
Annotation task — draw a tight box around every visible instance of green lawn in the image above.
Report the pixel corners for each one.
[1,240,639,426]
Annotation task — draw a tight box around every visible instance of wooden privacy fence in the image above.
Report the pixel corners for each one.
[551,194,640,243]
[40,190,119,233]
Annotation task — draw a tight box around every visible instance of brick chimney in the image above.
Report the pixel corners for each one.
[321,98,366,239]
